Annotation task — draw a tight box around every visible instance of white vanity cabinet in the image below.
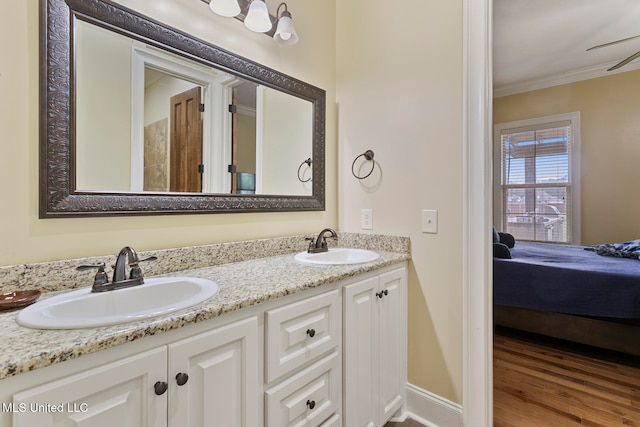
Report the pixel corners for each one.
[343,267,407,427]
[5,261,408,427]
[12,316,259,427]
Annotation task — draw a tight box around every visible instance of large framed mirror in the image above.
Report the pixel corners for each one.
[40,0,325,217]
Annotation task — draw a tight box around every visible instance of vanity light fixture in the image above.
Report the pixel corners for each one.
[205,0,298,45]
[274,2,298,45]
[208,0,241,17]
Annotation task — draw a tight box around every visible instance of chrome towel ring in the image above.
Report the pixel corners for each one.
[297,158,312,182]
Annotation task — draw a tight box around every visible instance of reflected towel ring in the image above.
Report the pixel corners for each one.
[351,150,375,179]
[297,158,312,182]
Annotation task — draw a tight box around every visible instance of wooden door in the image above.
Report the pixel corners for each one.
[170,86,203,192]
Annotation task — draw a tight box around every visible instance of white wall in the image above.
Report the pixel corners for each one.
[260,86,313,195]
[336,0,464,403]
[75,21,132,191]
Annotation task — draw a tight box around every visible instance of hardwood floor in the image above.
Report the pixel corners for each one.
[384,418,426,427]
[494,328,640,426]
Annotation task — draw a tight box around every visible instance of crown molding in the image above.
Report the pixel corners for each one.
[493,60,640,98]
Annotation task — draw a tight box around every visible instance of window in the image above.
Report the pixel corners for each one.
[494,113,581,244]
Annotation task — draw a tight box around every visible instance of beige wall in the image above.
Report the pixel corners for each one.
[494,70,640,245]
[0,0,336,265]
[336,0,464,403]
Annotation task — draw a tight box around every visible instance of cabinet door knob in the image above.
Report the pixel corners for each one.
[154,381,168,395]
[306,328,316,338]
[175,372,189,386]
[306,399,316,410]
[376,291,383,299]
[383,289,389,296]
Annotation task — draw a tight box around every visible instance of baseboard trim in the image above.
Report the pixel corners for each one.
[406,383,463,427]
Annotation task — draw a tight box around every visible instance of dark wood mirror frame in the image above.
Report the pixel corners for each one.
[40,0,325,217]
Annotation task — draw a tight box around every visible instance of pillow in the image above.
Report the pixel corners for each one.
[493,243,512,259]
[498,232,515,248]
[492,227,500,244]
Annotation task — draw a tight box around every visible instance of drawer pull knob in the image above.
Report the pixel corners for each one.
[154,381,168,395]
[306,328,316,338]
[376,289,389,298]
[175,372,189,386]
[306,399,316,410]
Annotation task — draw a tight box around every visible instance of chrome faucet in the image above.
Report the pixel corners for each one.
[113,246,143,284]
[306,228,338,253]
[77,246,157,292]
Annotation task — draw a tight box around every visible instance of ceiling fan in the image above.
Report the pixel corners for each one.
[587,34,640,71]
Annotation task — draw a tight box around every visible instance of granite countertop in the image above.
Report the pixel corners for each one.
[0,237,409,381]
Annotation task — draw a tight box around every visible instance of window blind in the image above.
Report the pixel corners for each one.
[500,121,571,243]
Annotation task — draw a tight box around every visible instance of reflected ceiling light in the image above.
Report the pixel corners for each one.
[209,0,241,17]
[244,0,272,33]
[274,3,298,45]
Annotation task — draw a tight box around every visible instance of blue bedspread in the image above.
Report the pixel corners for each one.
[493,242,640,318]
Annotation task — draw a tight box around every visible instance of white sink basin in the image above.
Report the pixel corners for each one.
[294,248,380,265]
[16,277,219,329]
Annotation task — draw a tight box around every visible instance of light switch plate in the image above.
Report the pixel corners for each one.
[361,209,373,230]
[422,209,438,233]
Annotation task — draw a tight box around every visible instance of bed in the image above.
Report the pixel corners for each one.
[493,241,640,356]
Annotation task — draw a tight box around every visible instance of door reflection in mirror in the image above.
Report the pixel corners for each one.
[143,70,203,193]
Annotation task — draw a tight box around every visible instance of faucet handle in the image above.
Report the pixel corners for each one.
[76,262,109,287]
[129,256,157,280]
[305,236,315,251]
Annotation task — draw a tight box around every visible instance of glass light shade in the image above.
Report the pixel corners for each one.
[244,0,272,33]
[274,13,298,45]
[209,0,241,17]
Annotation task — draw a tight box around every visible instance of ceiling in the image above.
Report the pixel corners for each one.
[493,0,640,97]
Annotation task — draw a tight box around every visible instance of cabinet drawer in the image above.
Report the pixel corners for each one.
[265,352,340,427]
[265,290,340,382]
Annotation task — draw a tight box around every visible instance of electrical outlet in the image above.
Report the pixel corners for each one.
[422,209,438,233]
[361,209,373,230]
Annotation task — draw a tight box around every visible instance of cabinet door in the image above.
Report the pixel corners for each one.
[377,268,406,423]
[13,347,167,427]
[168,316,259,427]
[343,276,379,427]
